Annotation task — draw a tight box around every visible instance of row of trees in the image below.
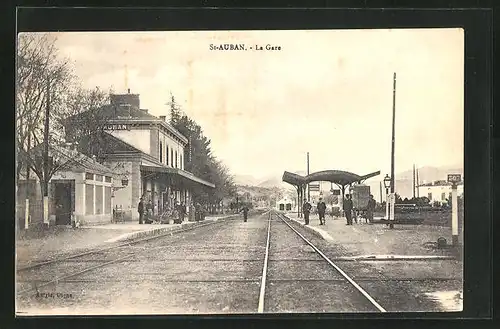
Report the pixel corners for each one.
[168,94,237,212]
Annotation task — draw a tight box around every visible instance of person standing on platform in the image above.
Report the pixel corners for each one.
[344,194,354,225]
[302,198,312,225]
[241,205,249,222]
[138,198,144,224]
[317,197,327,225]
[366,194,376,224]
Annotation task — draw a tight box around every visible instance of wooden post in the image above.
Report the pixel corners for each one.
[452,183,458,246]
[25,199,30,229]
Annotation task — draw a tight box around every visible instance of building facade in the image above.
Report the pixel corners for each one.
[417,181,464,205]
[17,145,115,227]
[66,91,215,222]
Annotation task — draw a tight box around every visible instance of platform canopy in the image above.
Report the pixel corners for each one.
[282,171,308,187]
[282,170,380,187]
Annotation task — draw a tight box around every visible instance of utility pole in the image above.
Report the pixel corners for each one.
[306,152,310,201]
[42,78,50,226]
[412,164,416,199]
[379,181,383,204]
[416,166,420,197]
[389,72,397,229]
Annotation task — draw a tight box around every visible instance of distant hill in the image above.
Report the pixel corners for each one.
[232,174,261,186]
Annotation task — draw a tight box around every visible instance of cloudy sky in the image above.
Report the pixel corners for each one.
[50,29,464,181]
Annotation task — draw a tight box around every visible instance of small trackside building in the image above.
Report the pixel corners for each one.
[17,145,116,227]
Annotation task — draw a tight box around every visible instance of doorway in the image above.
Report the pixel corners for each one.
[54,181,73,225]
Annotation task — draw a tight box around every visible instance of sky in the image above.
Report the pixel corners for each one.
[49,29,464,182]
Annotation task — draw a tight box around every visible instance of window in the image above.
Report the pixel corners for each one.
[175,151,178,168]
[441,192,446,201]
[428,192,432,200]
[85,173,94,180]
[170,149,174,167]
[159,141,163,163]
[105,176,112,183]
[166,145,169,165]
[105,187,112,214]
[95,185,103,215]
[95,174,103,182]
[85,184,94,215]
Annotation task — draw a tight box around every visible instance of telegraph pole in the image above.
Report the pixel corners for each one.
[412,164,416,199]
[42,78,50,225]
[379,181,383,204]
[416,166,420,197]
[306,152,310,201]
[389,72,397,229]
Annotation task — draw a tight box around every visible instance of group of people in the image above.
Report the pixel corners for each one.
[138,198,201,224]
[302,194,376,226]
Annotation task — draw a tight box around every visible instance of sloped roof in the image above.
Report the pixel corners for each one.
[77,131,145,156]
[283,170,380,187]
[26,144,115,176]
[66,104,157,121]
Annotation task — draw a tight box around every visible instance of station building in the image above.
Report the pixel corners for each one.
[65,90,215,222]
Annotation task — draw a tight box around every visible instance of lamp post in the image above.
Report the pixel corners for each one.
[383,174,391,221]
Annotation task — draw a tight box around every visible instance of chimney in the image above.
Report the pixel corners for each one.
[92,155,97,163]
[159,115,166,121]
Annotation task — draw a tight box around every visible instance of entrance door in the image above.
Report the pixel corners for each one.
[54,182,72,225]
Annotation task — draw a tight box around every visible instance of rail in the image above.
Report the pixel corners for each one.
[269,210,387,313]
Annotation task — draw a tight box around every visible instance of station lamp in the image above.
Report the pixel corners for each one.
[383,174,391,194]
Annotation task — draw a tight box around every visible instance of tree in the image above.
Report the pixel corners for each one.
[16,33,73,182]
[167,94,237,210]
[17,33,75,225]
[62,86,113,161]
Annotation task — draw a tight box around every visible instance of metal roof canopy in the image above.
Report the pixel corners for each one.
[141,165,215,188]
[283,170,381,187]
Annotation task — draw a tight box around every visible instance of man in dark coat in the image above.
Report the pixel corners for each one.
[366,194,376,224]
[344,194,354,225]
[138,198,144,224]
[317,197,327,225]
[241,205,249,222]
[302,198,312,225]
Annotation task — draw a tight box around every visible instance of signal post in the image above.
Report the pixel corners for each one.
[448,174,461,247]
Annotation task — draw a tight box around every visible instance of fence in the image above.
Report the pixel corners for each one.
[16,198,44,230]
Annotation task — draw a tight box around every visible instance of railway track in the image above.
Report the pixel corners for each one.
[258,210,387,313]
[17,209,458,314]
[16,219,227,296]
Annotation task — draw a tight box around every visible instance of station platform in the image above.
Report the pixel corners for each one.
[16,214,238,267]
[283,212,462,258]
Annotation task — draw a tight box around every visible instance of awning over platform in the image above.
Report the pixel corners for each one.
[282,170,380,187]
[141,165,215,188]
[282,171,307,186]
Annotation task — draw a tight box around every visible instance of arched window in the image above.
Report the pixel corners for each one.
[159,142,163,163]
